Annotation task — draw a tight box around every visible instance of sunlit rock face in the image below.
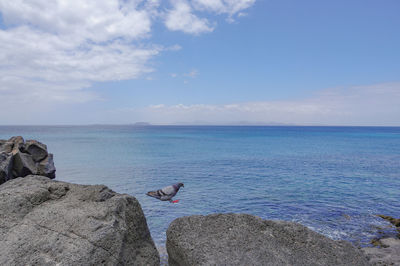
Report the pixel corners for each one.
[0,175,160,265]
[167,213,371,266]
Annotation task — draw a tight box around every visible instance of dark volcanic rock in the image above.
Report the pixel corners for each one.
[37,153,56,178]
[0,175,160,265]
[167,213,371,266]
[13,151,37,177]
[378,214,400,228]
[0,136,56,184]
[0,153,13,184]
[9,136,24,155]
[0,140,13,154]
[25,140,48,162]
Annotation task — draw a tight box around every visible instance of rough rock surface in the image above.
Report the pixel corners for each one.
[167,213,371,266]
[0,136,55,184]
[0,175,160,265]
[0,153,13,184]
[377,215,400,229]
[362,215,400,265]
[363,238,400,265]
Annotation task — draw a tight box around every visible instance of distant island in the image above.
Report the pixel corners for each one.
[132,122,152,126]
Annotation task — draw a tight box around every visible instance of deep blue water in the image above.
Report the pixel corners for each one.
[1,126,399,246]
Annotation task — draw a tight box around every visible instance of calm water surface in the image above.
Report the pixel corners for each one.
[1,126,399,246]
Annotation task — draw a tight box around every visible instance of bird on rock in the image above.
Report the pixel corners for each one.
[146,183,184,203]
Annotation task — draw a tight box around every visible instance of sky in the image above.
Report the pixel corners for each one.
[0,0,399,126]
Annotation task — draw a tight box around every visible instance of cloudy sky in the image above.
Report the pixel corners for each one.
[0,0,399,125]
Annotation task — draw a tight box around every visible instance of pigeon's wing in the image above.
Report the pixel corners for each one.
[161,185,176,195]
[146,190,161,199]
[159,185,177,200]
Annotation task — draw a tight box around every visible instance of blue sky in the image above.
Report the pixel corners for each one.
[0,0,399,125]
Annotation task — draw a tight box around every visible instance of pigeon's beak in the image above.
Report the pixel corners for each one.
[182,184,184,188]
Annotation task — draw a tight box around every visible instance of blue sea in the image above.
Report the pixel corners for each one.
[1,126,399,247]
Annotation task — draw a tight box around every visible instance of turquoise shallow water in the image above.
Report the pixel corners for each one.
[1,126,399,246]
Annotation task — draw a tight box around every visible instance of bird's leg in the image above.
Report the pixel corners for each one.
[170,199,179,203]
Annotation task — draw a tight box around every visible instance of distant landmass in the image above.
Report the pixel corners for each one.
[169,121,297,126]
[132,122,152,126]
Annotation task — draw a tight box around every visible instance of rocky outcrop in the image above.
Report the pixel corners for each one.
[0,136,55,184]
[167,213,370,266]
[0,175,160,265]
[377,214,400,228]
[361,215,400,265]
[363,238,400,265]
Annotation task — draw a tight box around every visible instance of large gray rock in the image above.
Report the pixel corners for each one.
[167,213,371,266]
[0,175,160,265]
[0,136,56,184]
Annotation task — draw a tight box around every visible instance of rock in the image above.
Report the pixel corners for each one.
[37,153,56,179]
[9,136,24,155]
[362,215,400,265]
[0,136,56,185]
[0,140,13,154]
[25,140,48,162]
[167,213,370,266]
[13,151,37,177]
[377,214,400,228]
[363,238,400,265]
[0,153,13,184]
[0,175,160,265]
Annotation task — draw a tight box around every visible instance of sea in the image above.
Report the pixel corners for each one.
[1,125,399,248]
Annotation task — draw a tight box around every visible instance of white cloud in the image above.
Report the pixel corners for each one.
[139,82,400,126]
[165,0,214,34]
[0,0,256,113]
[192,0,255,21]
[0,0,152,42]
[0,0,162,108]
[169,69,198,79]
[164,0,255,33]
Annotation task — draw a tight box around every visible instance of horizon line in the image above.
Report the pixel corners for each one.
[1,124,400,128]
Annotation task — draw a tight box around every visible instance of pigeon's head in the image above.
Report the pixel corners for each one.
[177,182,184,188]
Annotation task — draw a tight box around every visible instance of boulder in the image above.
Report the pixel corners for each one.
[9,136,24,155]
[13,151,37,177]
[167,213,370,266]
[0,140,13,154]
[0,175,160,265]
[0,153,13,184]
[25,140,48,162]
[37,153,56,179]
[0,136,56,185]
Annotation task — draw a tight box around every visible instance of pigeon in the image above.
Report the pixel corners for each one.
[146,183,184,203]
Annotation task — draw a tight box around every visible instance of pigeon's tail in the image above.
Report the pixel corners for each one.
[146,191,161,199]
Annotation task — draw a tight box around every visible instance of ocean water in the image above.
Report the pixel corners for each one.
[1,126,400,247]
